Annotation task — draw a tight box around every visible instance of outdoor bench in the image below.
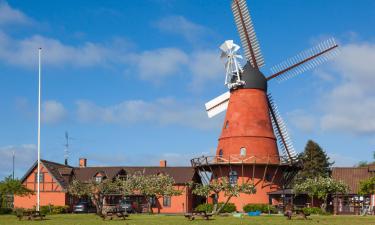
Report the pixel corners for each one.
[184,211,213,220]
[17,211,46,220]
[284,209,310,220]
[101,209,129,220]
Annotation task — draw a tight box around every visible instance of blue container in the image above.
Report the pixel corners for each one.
[247,210,261,216]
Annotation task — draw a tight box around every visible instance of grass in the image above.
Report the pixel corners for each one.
[1,214,375,225]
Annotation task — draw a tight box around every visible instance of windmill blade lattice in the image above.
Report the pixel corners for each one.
[231,0,264,69]
[268,38,339,82]
[267,94,298,163]
[220,40,244,88]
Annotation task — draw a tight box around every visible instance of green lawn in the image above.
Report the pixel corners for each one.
[1,214,375,225]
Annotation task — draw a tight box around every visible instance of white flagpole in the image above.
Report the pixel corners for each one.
[37,48,42,212]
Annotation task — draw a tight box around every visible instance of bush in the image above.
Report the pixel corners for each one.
[217,203,236,213]
[243,204,277,214]
[0,208,12,215]
[195,203,213,213]
[302,207,329,215]
[39,205,69,215]
[13,208,26,216]
[195,202,237,213]
[51,205,69,214]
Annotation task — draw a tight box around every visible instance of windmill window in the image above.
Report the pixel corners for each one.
[240,147,246,156]
[265,173,272,182]
[219,149,223,157]
[229,171,238,186]
[225,121,229,129]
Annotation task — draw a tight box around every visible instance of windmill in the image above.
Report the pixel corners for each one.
[191,0,338,206]
[205,0,338,164]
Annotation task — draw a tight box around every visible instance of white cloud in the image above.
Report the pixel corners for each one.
[287,109,316,133]
[129,48,223,89]
[42,100,67,124]
[154,15,209,43]
[188,50,223,91]
[318,42,375,135]
[0,1,32,26]
[76,98,222,130]
[132,48,188,81]
[0,32,116,68]
[0,144,36,179]
[328,152,359,167]
[0,4,224,90]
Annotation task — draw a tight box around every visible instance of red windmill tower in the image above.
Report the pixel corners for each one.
[191,0,339,208]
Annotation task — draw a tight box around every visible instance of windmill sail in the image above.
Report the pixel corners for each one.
[267,38,339,82]
[205,91,230,118]
[267,94,297,163]
[231,0,264,69]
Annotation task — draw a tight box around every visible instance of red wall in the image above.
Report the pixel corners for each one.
[14,163,67,209]
[217,89,280,164]
[212,165,282,211]
[154,185,191,213]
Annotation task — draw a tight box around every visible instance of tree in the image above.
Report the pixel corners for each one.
[294,176,348,212]
[127,173,182,214]
[359,176,375,195]
[68,178,124,214]
[0,176,33,208]
[190,177,256,215]
[296,140,333,182]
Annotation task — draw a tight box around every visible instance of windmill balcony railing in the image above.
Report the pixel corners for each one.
[190,154,296,168]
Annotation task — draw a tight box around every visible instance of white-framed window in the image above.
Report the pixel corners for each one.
[95,176,102,183]
[34,172,44,183]
[163,196,171,207]
[240,147,246,156]
[229,171,238,186]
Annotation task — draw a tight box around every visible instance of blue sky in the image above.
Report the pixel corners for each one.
[1,0,375,179]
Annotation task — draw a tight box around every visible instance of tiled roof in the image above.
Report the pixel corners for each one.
[21,159,198,191]
[332,166,374,194]
[73,166,197,184]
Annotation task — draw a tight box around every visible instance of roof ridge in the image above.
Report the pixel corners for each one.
[41,159,74,168]
[74,166,193,169]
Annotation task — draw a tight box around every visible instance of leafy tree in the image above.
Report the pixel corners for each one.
[68,178,124,214]
[0,176,33,208]
[126,173,182,214]
[68,173,181,215]
[359,176,375,195]
[296,140,333,182]
[294,176,348,212]
[190,177,256,215]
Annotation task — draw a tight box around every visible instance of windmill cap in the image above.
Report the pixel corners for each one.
[233,62,267,91]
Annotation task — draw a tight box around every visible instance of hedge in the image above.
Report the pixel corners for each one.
[0,208,12,215]
[40,205,69,214]
[302,207,330,215]
[195,203,237,213]
[243,204,277,213]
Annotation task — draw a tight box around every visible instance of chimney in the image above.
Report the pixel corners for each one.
[159,160,167,168]
[79,158,87,168]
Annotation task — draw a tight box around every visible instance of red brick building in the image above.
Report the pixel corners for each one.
[14,159,202,213]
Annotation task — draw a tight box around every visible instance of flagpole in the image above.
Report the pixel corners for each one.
[12,151,15,180]
[37,47,42,212]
